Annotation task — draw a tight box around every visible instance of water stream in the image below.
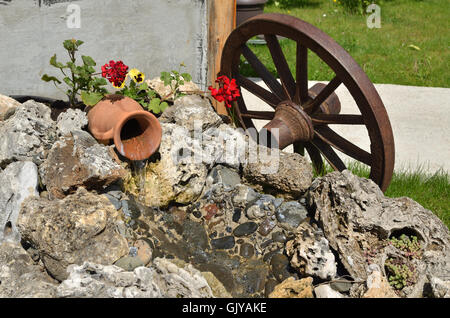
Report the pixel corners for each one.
[130,159,147,202]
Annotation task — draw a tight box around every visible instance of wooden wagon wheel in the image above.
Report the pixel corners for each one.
[220,13,395,192]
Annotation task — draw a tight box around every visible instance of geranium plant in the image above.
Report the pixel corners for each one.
[208,75,241,125]
[41,39,108,107]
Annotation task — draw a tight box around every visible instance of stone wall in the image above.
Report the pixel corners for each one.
[0,0,209,97]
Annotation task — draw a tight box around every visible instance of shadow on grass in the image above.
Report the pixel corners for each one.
[267,0,322,9]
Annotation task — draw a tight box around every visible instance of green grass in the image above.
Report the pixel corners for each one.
[316,162,450,228]
[240,0,449,87]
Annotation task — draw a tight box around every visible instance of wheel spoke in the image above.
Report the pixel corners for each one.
[295,43,309,105]
[303,76,341,114]
[264,34,296,100]
[305,143,325,175]
[311,137,346,171]
[236,74,280,108]
[240,110,274,120]
[311,114,365,125]
[315,126,372,165]
[241,44,286,100]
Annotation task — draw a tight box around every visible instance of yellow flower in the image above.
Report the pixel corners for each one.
[128,68,145,84]
[113,79,126,89]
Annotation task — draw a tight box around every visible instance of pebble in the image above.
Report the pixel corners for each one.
[270,254,291,282]
[193,210,202,218]
[258,218,277,236]
[211,236,235,250]
[240,243,255,258]
[105,193,122,210]
[233,222,258,237]
[232,208,242,223]
[276,201,308,229]
[272,231,287,243]
[114,256,145,271]
[134,239,153,265]
[246,205,265,220]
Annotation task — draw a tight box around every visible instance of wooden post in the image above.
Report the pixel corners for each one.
[208,0,236,116]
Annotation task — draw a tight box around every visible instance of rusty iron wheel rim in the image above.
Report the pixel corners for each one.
[220,13,395,192]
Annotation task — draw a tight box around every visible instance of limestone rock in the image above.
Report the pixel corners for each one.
[128,123,208,207]
[203,124,248,169]
[17,187,129,281]
[146,77,200,102]
[0,161,39,243]
[39,130,126,199]
[285,222,337,280]
[428,276,450,298]
[159,94,222,132]
[363,265,398,298]
[0,94,20,121]
[0,242,57,298]
[314,284,346,298]
[269,277,314,298]
[57,258,214,298]
[0,100,57,167]
[307,170,450,296]
[243,145,313,198]
[56,108,88,136]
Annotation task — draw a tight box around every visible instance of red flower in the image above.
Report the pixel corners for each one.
[101,60,129,88]
[208,75,240,108]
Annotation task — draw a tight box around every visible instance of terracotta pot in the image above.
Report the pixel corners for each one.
[87,95,162,161]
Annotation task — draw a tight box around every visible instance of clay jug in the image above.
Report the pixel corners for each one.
[87,94,162,161]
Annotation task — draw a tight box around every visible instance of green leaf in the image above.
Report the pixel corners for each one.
[49,54,65,68]
[148,98,162,113]
[160,72,171,86]
[75,40,84,47]
[93,77,108,86]
[82,55,96,67]
[159,101,169,112]
[63,40,75,51]
[139,82,148,91]
[63,77,72,86]
[41,74,61,84]
[81,91,104,106]
[181,73,192,82]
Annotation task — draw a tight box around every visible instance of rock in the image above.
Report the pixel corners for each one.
[276,201,309,230]
[330,279,353,293]
[206,165,241,189]
[429,276,450,298]
[146,77,201,102]
[202,271,232,298]
[0,242,57,298]
[240,243,255,258]
[363,265,398,298]
[56,108,88,136]
[285,222,337,280]
[17,187,129,281]
[134,239,153,265]
[243,145,313,198]
[159,94,222,132]
[0,94,20,121]
[269,277,314,298]
[270,254,291,283]
[211,236,235,250]
[258,217,277,236]
[39,130,126,199]
[57,258,214,298]
[231,184,259,208]
[233,222,258,237]
[126,123,208,207]
[0,100,57,167]
[307,170,450,290]
[0,161,39,242]
[272,231,287,244]
[314,284,346,298]
[202,124,248,169]
[114,256,145,271]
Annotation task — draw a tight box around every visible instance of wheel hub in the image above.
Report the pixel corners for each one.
[262,100,314,149]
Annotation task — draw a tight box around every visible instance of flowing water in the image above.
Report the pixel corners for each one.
[131,159,147,202]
